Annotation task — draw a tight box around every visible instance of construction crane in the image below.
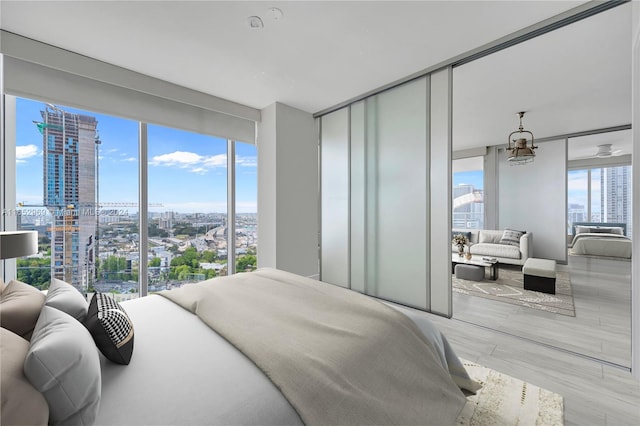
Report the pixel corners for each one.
[17,202,164,208]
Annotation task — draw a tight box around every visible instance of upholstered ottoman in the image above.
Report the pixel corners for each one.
[523,258,556,294]
[455,264,484,282]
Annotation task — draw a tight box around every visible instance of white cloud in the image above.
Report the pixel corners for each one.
[150,151,228,174]
[236,156,257,167]
[202,154,227,168]
[122,157,137,162]
[16,145,39,163]
[150,151,203,167]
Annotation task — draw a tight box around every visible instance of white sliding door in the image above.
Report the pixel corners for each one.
[361,78,429,308]
[320,108,350,287]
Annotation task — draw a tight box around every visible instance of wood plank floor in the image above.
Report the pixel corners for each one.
[452,255,632,367]
[404,255,639,425]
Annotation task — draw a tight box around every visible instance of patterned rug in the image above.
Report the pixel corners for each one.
[458,360,564,425]
[452,268,575,316]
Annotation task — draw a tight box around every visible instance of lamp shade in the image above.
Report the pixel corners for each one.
[0,231,38,260]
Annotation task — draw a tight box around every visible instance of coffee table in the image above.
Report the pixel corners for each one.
[451,254,499,280]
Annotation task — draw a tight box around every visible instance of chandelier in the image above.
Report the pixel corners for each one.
[507,111,537,165]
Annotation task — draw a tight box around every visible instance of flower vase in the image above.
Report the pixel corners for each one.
[457,246,465,257]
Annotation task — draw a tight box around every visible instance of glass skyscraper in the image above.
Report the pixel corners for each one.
[40,105,98,292]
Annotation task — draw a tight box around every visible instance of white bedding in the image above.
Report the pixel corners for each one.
[96,295,303,425]
[569,233,632,259]
[96,272,476,425]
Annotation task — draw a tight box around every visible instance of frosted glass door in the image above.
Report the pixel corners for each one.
[362,78,429,309]
[320,108,349,287]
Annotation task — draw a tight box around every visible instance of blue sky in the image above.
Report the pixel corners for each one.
[453,170,483,190]
[15,98,257,213]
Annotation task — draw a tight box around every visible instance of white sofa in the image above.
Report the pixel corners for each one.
[452,229,532,266]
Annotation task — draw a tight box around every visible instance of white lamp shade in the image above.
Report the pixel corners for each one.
[0,231,39,259]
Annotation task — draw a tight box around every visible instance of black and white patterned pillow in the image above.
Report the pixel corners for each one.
[84,293,134,365]
[500,228,525,247]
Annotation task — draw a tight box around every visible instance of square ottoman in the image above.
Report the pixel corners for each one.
[455,264,484,282]
[523,258,556,294]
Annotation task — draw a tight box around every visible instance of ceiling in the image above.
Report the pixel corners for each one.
[0,1,632,157]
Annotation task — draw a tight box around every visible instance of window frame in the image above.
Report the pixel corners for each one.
[1,94,255,294]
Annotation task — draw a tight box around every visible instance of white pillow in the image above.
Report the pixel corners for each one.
[45,278,89,322]
[575,225,590,235]
[24,306,101,425]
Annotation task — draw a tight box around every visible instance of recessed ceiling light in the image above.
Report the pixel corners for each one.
[247,16,264,30]
[267,7,283,21]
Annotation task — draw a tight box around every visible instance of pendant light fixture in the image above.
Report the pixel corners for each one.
[507,111,537,165]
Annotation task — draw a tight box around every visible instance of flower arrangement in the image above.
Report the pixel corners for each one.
[452,233,469,256]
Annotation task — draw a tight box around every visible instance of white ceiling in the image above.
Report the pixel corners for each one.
[0,1,632,156]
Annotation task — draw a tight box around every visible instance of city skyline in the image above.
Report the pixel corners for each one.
[15,97,257,214]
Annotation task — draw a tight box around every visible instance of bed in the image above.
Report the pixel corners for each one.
[1,268,480,426]
[569,222,632,259]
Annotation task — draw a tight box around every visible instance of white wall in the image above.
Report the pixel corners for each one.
[631,0,640,380]
[257,102,319,278]
[498,139,567,262]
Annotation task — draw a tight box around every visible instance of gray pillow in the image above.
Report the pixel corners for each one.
[24,306,101,425]
[500,229,525,247]
[45,277,89,321]
[0,279,46,340]
[1,328,49,426]
[589,226,623,235]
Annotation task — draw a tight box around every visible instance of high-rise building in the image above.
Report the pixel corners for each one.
[40,105,98,292]
[452,184,484,229]
[600,166,631,227]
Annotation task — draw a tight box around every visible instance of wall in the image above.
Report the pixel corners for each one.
[497,139,567,262]
[257,102,319,278]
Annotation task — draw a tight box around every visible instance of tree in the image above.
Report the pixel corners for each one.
[149,257,161,267]
[236,254,257,272]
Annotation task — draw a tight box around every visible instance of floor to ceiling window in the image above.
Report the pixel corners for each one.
[568,164,633,235]
[234,141,257,273]
[452,156,484,230]
[14,97,139,295]
[8,96,257,299]
[147,125,228,291]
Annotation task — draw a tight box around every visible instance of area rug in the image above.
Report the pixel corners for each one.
[458,359,564,425]
[452,268,575,316]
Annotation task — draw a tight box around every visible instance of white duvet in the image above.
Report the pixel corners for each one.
[569,233,632,259]
[96,271,477,425]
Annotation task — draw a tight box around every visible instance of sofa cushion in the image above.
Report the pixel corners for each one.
[500,229,525,247]
[470,243,521,259]
[478,230,503,244]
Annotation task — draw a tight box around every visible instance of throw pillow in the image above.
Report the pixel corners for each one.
[23,306,101,425]
[1,328,49,426]
[575,225,590,235]
[45,277,89,321]
[500,228,525,247]
[84,292,134,365]
[0,279,45,340]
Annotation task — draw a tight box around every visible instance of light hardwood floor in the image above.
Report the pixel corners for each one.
[409,256,639,425]
[452,255,631,367]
